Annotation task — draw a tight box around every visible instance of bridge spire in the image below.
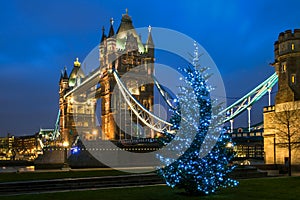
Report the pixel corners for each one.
[63,66,68,79]
[108,18,115,37]
[101,26,106,43]
[146,25,154,47]
[74,57,81,67]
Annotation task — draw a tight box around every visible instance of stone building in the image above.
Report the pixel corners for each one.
[230,123,264,163]
[0,134,14,160]
[264,29,300,166]
[59,11,155,144]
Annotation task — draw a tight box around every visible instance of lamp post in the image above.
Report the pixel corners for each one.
[62,141,69,169]
[273,135,276,165]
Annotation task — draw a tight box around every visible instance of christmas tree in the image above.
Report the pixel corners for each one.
[157,62,238,195]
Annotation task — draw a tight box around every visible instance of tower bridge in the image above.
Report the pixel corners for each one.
[59,11,156,146]
[55,11,280,149]
[37,12,300,170]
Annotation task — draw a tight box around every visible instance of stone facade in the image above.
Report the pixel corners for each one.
[98,12,154,140]
[273,29,300,104]
[59,11,155,144]
[59,59,97,145]
[264,29,300,165]
[230,123,264,161]
[264,102,300,165]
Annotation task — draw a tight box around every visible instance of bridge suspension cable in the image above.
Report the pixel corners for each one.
[152,71,278,126]
[220,72,278,123]
[64,70,101,99]
[57,65,278,144]
[53,110,61,140]
[113,70,175,135]
[152,75,178,111]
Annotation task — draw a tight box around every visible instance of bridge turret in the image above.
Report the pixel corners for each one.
[106,19,116,53]
[273,29,300,104]
[59,67,69,143]
[146,25,154,55]
[145,25,155,76]
[68,58,84,87]
[264,29,300,166]
[106,18,117,70]
[59,67,69,92]
[99,26,107,67]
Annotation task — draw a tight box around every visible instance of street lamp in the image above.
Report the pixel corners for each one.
[226,142,233,148]
[92,129,98,140]
[63,141,69,148]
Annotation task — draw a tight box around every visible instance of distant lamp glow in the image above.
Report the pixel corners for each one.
[226,142,233,148]
[63,141,69,147]
[71,146,80,154]
[92,129,98,135]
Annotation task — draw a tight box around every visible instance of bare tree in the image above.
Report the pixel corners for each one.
[271,102,300,176]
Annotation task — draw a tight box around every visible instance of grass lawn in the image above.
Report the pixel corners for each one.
[1,176,300,200]
[0,169,130,182]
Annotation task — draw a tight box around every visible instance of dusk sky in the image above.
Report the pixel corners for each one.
[1,0,300,136]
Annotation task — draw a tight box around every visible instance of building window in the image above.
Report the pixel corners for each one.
[281,62,287,72]
[256,132,262,136]
[292,43,295,50]
[249,146,255,157]
[291,74,296,84]
[141,85,146,91]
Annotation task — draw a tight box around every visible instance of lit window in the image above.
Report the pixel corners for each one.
[292,43,295,50]
[291,74,296,84]
[281,62,287,72]
[141,85,146,91]
[256,132,262,136]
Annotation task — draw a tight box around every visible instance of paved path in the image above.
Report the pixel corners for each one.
[0,173,163,196]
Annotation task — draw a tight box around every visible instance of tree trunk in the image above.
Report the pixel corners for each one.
[288,135,292,176]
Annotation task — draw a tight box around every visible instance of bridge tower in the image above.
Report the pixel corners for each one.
[98,11,155,140]
[264,29,300,166]
[273,29,300,104]
[59,68,70,144]
[59,59,97,145]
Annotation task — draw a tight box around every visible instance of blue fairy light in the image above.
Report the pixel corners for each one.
[156,64,238,195]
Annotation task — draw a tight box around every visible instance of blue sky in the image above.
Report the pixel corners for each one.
[1,0,300,136]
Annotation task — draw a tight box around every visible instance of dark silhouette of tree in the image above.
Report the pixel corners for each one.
[271,102,300,176]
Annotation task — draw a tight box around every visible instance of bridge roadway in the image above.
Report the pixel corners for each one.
[0,173,164,196]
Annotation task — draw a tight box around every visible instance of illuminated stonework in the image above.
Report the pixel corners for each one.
[59,11,155,143]
[264,29,300,166]
[98,11,154,140]
[59,60,98,145]
[273,29,300,104]
[264,103,300,165]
